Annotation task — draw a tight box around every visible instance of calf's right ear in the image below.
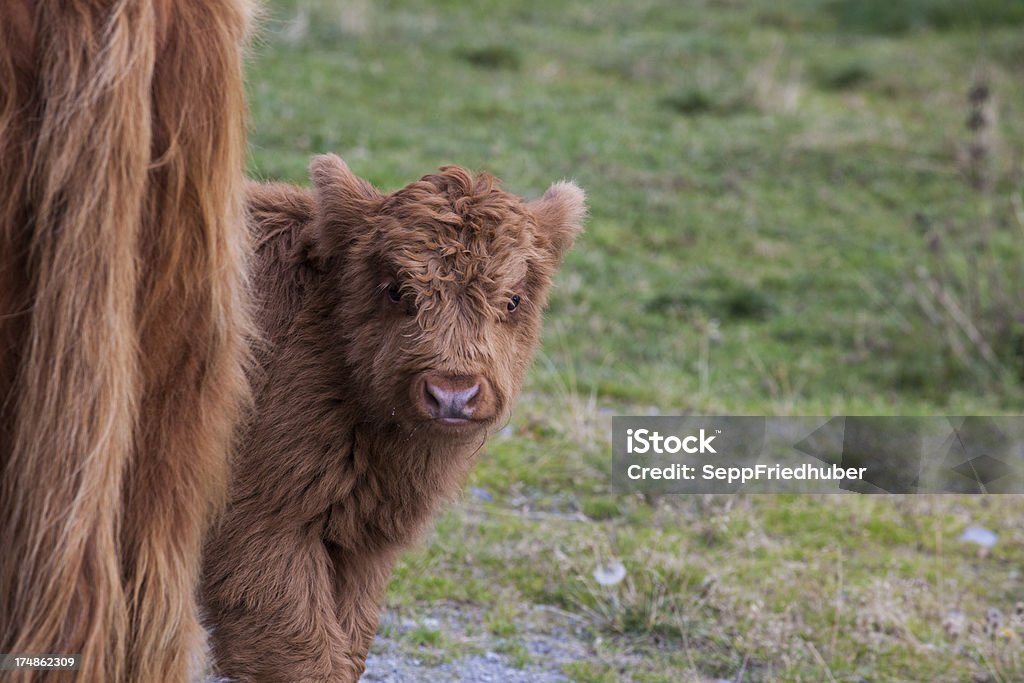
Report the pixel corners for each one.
[529,181,586,265]
[301,154,382,263]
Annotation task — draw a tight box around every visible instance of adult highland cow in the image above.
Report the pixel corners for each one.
[0,2,252,681]
[202,155,585,682]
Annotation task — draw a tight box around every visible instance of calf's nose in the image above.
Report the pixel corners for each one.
[420,374,482,420]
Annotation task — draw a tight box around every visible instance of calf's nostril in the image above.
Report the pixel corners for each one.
[457,383,480,407]
[423,381,443,412]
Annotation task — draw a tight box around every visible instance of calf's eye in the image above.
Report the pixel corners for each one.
[507,294,521,313]
[387,283,402,303]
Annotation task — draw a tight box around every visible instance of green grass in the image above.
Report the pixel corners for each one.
[248,1,1024,680]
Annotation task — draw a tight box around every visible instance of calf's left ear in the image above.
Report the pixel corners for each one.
[529,181,586,263]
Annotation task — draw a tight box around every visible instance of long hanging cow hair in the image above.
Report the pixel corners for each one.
[0,2,253,681]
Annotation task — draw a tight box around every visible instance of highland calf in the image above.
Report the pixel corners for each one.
[202,155,585,682]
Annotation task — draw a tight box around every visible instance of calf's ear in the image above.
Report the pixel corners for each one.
[310,153,382,226]
[529,181,586,264]
[302,154,382,262]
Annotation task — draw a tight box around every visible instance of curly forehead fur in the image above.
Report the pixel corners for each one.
[375,167,535,328]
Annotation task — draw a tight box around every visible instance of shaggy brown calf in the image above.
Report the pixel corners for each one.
[0,2,252,681]
[202,154,584,682]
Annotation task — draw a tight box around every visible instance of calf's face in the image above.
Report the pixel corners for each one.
[302,154,584,439]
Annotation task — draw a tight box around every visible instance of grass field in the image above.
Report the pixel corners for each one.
[248,1,1024,680]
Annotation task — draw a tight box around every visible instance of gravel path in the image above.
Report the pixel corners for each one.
[361,605,587,682]
[362,650,569,683]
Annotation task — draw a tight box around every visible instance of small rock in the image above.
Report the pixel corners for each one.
[593,560,627,587]
[470,486,494,502]
[959,526,997,548]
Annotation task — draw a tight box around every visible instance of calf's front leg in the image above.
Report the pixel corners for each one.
[206,526,365,682]
[325,541,402,678]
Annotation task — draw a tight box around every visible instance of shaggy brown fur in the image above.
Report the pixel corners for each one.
[202,155,585,682]
[0,2,252,681]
